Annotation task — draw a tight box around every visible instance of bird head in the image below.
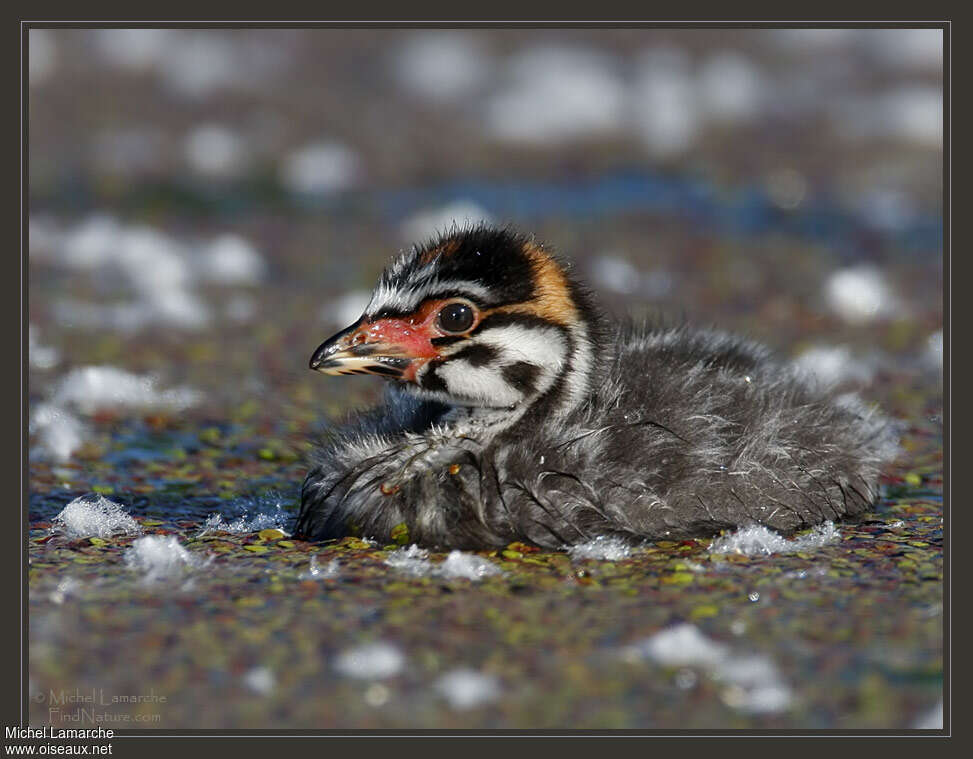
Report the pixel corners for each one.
[310,226,602,419]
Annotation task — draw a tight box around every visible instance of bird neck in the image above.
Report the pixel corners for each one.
[441,302,607,442]
[521,295,607,427]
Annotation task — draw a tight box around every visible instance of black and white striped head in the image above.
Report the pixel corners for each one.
[310,226,601,419]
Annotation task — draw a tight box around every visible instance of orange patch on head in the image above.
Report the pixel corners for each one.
[493,242,577,326]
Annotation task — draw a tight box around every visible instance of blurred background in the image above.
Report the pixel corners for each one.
[29,28,943,405]
[27,27,944,729]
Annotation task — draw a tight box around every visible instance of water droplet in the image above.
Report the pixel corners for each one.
[364,683,390,707]
[674,668,698,690]
[307,555,322,577]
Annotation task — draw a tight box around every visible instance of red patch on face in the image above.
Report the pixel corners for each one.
[351,299,482,382]
[355,318,438,360]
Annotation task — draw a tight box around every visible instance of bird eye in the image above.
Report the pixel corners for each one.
[436,302,475,334]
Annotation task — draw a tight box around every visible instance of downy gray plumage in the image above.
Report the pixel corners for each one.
[297,226,896,549]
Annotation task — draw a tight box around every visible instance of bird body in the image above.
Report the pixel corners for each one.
[297,227,895,549]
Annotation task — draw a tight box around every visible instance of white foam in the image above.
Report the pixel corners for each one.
[824,265,899,325]
[60,214,124,269]
[198,501,290,536]
[924,330,943,370]
[52,300,151,334]
[44,213,264,331]
[29,29,57,85]
[30,404,85,462]
[626,624,793,715]
[48,214,267,332]
[783,567,829,580]
[51,495,141,539]
[697,51,764,124]
[879,87,943,147]
[386,546,501,581]
[51,300,137,334]
[363,683,390,707]
[567,535,633,562]
[632,623,729,668]
[61,220,191,305]
[790,345,875,388]
[631,46,699,158]
[674,668,698,690]
[184,124,247,178]
[438,551,502,580]
[54,216,212,331]
[913,700,943,729]
[393,32,489,101]
[715,655,795,714]
[117,226,192,294]
[243,667,276,696]
[591,256,640,295]
[52,366,201,415]
[333,642,404,680]
[300,555,340,580]
[708,522,840,557]
[399,201,493,244]
[592,253,670,299]
[835,87,943,148]
[143,288,211,330]
[320,291,371,328]
[156,32,242,98]
[435,669,501,710]
[48,576,81,606]
[199,235,265,285]
[280,141,361,195]
[485,45,626,144]
[29,325,60,370]
[124,536,202,583]
[384,544,431,576]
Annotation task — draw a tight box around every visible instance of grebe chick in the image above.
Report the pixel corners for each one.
[296,226,895,549]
